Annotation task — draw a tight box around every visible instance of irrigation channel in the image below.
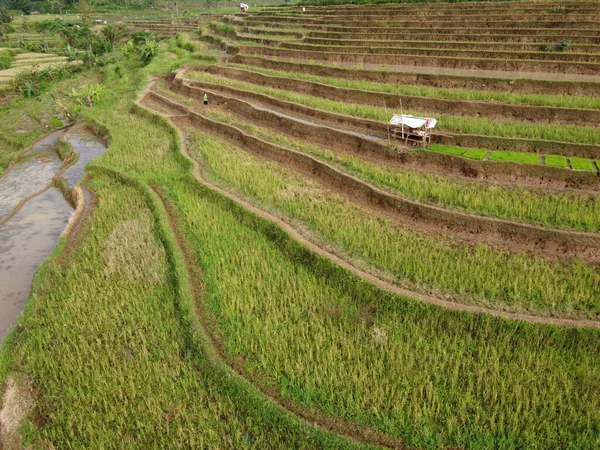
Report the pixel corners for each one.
[0,128,106,341]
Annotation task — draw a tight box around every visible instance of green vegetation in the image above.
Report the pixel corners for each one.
[570,157,596,171]
[186,70,600,145]
[2,6,600,449]
[0,69,102,174]
[194,106,600,233]
[0,47,363,450]
[175,129,600,450]
[428,143,466,156]
[231,63,600,109]
[544,154,568,168]
[182,124,600,318]
[489,150,539,164]
[0,49,13,69]
[213,22,237,36]
[462,148,487,160]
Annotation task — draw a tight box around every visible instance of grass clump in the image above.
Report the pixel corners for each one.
[489,150,539,164]
[462,148,487,160]
[428,143,466,156]
[569,157,595,171]
[544,154,568,168]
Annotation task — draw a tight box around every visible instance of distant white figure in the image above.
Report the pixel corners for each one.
[239,3,249,12]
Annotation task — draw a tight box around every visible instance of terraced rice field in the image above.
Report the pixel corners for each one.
[127,17,201,35]
[1,2,600,449]
[144,2,600,446]
[0,52,72,86]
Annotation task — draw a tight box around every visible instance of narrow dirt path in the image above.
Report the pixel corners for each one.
[139,92,600,330]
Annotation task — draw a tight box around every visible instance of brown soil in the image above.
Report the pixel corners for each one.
[241,19,600,36]
[180,71,600,158]
[249,12,600,22]
[241,16,600,30]
[280,42,600,63]
[298,1,598,12]
[150,88,600,264]
[302,30,600,45]
[232,54,600,95]
[202,65,600,128]
[299,38,600,53]
[141,88,600,330]
[238,45,600,75]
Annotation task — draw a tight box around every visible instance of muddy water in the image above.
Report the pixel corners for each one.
[61,129,107,188]
[0,189,72,338]
[0,128,107,341]
[0,130,64,221]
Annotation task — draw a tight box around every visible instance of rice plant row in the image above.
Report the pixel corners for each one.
[185,70,600,145]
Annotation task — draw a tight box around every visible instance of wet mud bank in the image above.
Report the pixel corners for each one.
[0,128,107,341]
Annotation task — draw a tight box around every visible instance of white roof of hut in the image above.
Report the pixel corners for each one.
[389,114,437,129]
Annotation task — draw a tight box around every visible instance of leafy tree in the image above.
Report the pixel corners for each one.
[76,0,94,24]
[0,7,12,23]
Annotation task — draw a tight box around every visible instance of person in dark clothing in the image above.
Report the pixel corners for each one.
[203,92,208,105]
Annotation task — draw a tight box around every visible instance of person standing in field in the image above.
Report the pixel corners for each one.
[203,92,208,106]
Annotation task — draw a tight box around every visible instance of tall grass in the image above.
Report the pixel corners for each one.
[0,49,365,449]
[184,128,600,318]
[186,70,600,145]
[201,108,600,232]
[230,63,600,110]
[0,171,361,448]
[166,144,600,450]
[2,36,599,450]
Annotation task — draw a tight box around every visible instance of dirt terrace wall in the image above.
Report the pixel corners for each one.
[239,20,600,36]
[265,2,600,14]
[176,73,600,169]
[165,82,600,190]
[279,42,600,63]
[239,16,600,30]
[238,46,600,75]
[247,2,600,14]
[245,12,600,22]
[299,38,600,53]
[244,27,304,38]
[150,88,600,260]
[201,65,600,128]
[303,31,600,44]
[232,54,600,97]
[181,71,600,158]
